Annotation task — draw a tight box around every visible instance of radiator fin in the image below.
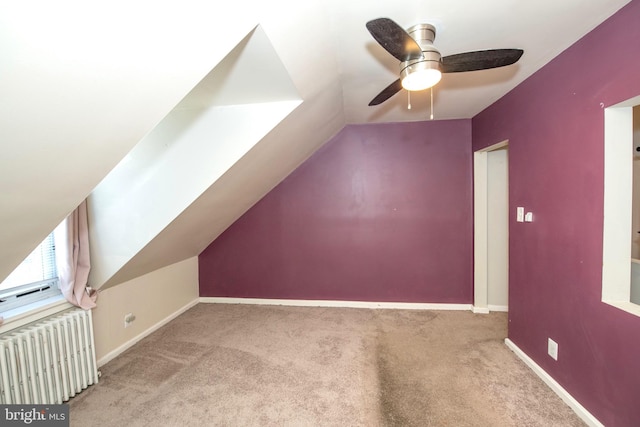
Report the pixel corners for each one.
[0,308,98,404]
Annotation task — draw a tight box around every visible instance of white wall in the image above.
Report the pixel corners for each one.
[0,1,260,282]
[92,257,199,366]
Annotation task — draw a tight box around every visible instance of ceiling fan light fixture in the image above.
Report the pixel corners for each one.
[401,65,442,91]
[400,48,442,91]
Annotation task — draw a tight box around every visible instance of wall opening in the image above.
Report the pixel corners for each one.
[474,140,509,313]
[602,96,640,315]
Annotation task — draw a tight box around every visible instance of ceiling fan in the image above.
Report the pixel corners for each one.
[366,18,524,106]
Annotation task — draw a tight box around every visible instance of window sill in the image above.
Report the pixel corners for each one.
[602,299,640,317]
[0,295,74,334]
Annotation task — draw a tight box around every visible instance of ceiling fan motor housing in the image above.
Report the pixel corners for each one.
[408,23,436,45]
[400,24,442,90]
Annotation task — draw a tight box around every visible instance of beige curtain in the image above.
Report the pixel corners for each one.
[55,200,97,309]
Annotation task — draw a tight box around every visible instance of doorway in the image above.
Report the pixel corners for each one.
[473,141,509,313]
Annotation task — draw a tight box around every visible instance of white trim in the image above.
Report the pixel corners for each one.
[472,306,490,314]
[477,140,509,152]
[0,279,63,314]
[474,150,489,310]
[474,140,509,312]
[602,105,633,303]
[0,295,73,334]
[488,304,508,312]
[602,96,640,317]
[200,297,472,311]
[505,338,604,427]
[96,298,199,367]
[602,299,640,317]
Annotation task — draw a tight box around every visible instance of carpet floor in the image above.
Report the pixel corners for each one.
[69,304,585,426]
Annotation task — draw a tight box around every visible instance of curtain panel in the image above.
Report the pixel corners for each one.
[55,200,97,310]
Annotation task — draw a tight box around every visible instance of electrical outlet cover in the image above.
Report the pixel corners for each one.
[124,313,136,328]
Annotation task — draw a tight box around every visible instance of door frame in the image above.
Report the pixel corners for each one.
[473,140,509,313]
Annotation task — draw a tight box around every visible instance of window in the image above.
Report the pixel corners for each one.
[0,230,62,313]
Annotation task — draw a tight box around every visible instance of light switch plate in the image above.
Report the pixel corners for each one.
[517,207,524,222]
[548,338,558,360]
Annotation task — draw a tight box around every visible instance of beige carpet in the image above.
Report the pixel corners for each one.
[69,304,585,426]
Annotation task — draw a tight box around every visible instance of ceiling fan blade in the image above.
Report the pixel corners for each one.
[441,49,524,73]
[366,18,424,62]
[369,79,402,106]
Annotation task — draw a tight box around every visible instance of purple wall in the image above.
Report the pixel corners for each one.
[473,2,640,425]
[200,120,473,303]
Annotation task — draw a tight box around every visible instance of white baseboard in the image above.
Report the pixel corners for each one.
[200,297,472,311]
[97,298,199,367]
[473,305,508,313]
[504,338,604,427]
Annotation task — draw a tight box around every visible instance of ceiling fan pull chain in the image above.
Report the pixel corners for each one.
[430,87,434,120]
[408,91,412,110]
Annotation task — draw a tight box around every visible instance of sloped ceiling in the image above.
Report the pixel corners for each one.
[0,0,632,288]
[88,26,307,289]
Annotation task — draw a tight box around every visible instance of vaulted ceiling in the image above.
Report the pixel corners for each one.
[0,0,631,288]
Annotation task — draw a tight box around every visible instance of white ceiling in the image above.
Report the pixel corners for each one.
[0,0,632,286]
